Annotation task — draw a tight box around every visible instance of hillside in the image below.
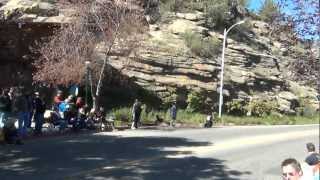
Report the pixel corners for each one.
[0,0,318,114]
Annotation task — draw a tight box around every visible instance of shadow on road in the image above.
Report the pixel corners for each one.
[0,133,251,180]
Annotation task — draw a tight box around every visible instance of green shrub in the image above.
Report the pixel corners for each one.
[110,107,318,126]
[159,0,250,30]
[160,0,185,14]
[202,36,221,57]
[290,43,307,57]
[204,0,229,29]
[186,90,206,113]
[183,31,221,58]
[238,20,254,34]
[140,109,168,124]
[258,0,280,23]
[226,99,247,115]
[222,114,318,125]
[296,97,318,117]
[183,31,203,56]
[245,99,278,117]
[160,0,231,29]
[176,109,206,124]
[112,107,131,122]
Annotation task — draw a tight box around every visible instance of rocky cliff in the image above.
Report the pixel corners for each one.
[105,10,318,113]
[0,0,318,113]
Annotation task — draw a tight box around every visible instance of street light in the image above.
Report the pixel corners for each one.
[316,95,320,122]
[218,20,245,120]
[85,61,90,106]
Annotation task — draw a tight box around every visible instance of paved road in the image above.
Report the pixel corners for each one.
[0,124,319,180]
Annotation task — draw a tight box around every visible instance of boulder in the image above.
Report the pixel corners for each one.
[0,0,58,20]
[176,12,204,21]
[277,91,299,114]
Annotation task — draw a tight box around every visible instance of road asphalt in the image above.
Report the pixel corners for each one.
[0,124,319,180]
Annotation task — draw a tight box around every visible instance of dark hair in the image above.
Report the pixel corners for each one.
[281,158,302,172]
[306,142,315,152]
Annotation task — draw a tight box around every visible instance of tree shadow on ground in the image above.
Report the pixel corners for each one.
[0,133,251,180]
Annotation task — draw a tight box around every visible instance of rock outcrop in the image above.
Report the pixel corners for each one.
[105,11,319,112]
[0,0,318,113]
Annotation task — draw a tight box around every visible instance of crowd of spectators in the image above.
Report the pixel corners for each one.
[0,87,111,145]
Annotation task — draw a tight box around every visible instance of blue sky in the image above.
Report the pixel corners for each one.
[248,0,264,12]
[248,0,319,40]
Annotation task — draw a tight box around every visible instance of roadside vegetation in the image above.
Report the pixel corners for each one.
[110,107,319,127]
[107,88,319,127]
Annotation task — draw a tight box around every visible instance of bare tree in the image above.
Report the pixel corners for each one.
[33,0,146,108]
[276,0,319,91]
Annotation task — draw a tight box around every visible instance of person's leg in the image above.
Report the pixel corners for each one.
[18,112,26,137]
[131,114,136,129]
[34,113,43,134]
[59,119,67,131]
[38,113,44,134]
[0,112,4,128]
[22,111,29,135]
[170,117,176,127]
[136,113,141,128]
[134,120,138,128]
[26,111,32,129]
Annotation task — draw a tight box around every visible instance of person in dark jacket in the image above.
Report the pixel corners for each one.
[25,92,34,129]
[305,142,320,166]
[0,88,23,145]
[14,89,29,137]
[0,89,12,128]
[131,99,142,129]
[33,92,46,135]
[170,102,177,127]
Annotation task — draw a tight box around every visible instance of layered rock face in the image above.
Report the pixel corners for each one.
[106,12,318,112]
[0,0,318,113]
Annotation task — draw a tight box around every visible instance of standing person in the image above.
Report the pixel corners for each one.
[8,87,14,101]
[170,102,177,127]
[0,89,12,141]
[25,92,34,130]
[14,88,29,138]
[76,97,85,110]
[305,143,320,166]
[33,92,46,135]
[53,90,63,112]
[131,99,142,129]
[281,158,303,180]
[0,89,11,128]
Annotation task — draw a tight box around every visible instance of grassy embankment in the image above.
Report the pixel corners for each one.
[110,108,319,126]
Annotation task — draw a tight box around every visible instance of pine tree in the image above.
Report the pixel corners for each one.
[259,0,280,23]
